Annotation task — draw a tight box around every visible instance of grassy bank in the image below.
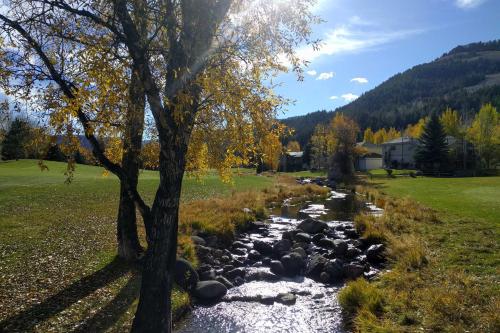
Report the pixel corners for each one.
[0,160,273,332]
[339,176,500,332]
[0,160,328,332]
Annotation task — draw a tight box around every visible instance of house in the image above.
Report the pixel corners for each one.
[355,141,383,171]
[381,136,419,169]
[279,151,305,172]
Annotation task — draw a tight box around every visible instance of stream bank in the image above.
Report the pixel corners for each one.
[175,181,384,332]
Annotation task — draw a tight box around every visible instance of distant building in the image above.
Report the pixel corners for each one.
[279,151,305,172]
[381,136,419,169]
[355,141,383,171]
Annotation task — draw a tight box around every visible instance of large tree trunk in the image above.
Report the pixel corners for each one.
[117,68,146,261]
[130,148,185,333]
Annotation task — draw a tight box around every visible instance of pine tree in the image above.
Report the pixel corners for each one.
[415,113,450,173]
[1,118,31,160]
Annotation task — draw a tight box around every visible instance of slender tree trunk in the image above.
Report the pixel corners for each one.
[117,67,146,261]
[130,148,186,333]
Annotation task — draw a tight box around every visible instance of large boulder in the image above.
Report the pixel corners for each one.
[216,276,234,289]
[317,238,336,249]
[306,254,328,278]
[273,239,292,257]
[344,263,365,279]
[281,252,305,276]
[247,250,262,261]
[270,260,285,276]
[366,244,385,263]
[191,235,206,246]
[253,240,273,256]
[295,233,312,243]
[297,218,328,234]
[333,240,348,256]
[323,259,344,281]
[174,259,199,291]
[193,280,227,302]
[232,241,251,249]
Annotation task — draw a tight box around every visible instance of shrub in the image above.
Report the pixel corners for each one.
[339,278,385,321]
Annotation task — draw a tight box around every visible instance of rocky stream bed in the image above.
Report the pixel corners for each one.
[174,180,385,333]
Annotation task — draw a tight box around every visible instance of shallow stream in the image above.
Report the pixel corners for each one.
[175,189,382,333]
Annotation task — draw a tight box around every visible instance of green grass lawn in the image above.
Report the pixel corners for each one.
[370,176,500,275]
[0,160,273,332]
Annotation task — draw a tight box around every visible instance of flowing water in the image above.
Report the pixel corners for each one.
[175,189,381,333]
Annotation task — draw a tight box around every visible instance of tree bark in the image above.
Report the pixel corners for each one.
[130,144,187,333]
[117,67,146,261]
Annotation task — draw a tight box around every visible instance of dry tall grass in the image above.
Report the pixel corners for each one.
[340,186,499,332]
[176,177,329,263]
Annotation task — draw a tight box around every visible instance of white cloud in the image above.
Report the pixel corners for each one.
[341,93,359,102]
[291,24,424,65]
[351,77,368,84]
[306,70,317,76]
[316,72,335,80]
[455,0,485,9]
[329,95,339,100]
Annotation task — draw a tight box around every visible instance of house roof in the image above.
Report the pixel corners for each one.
[381,136,417,145]
[356,141,381,148]
[360,152,382,158]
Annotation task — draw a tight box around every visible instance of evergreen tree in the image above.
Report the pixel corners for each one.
[415,113,450,173]
[1,118,31,160]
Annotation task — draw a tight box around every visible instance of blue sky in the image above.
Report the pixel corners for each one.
[275,0,500,118]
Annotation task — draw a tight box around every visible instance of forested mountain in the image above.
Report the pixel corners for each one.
[281,40,500,145]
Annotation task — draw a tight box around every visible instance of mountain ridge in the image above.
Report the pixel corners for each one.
[282,40,500,146]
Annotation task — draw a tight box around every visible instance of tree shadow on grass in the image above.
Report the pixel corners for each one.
[69,273,140,333]
[0,256,136,333]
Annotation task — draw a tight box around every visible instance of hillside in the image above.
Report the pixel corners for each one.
[282,40,500,145]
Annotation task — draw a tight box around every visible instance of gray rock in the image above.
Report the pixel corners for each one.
[273,239,292,256]
[346,247,363,259]
[270,260,285,276]
[200,268,217,281]
[262,257,272,265]
[277,293,297,305]
[291,247,307,259]
[234,276,245,286]
[204,235,219,247]
[306,254,328,278]
[317,238,336,249]
[297,218,328,234]
[282,230,294,240]
[295,233,312,243]
[174,259,199,291]
[232,248,247,256]
[216,275,234,289]
[312,233,326,244]
[324,259,344,281]
[248,250,262,261]
[344,263,364,279]
[333,240,348,256]
[233,241,250,249]
[191,235,206,246]
[319,272,331,284]
[344,228,358,239]
[246,270,280,282]
[366,244,385,263]
[193,280,227,301]
[281,252,305,276]
[253,240,273,255]
[226,267,246,279]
